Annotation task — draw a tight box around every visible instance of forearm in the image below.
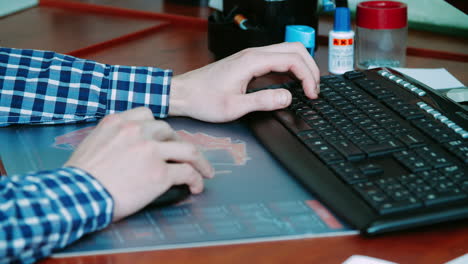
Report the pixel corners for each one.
[0,47,172,126]
[0,167,113,263]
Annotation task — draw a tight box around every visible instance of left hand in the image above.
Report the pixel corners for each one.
[168,42,320,123]
[65,107,214,221]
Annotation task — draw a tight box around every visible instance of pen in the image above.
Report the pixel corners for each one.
[234,14,257,30]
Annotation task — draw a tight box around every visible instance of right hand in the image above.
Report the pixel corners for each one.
[169,42,320,123]
[65,107,214,221]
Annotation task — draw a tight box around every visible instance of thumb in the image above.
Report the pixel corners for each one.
[233,88,292,117]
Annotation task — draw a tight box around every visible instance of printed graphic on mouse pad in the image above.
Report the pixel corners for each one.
[53,126,250,175]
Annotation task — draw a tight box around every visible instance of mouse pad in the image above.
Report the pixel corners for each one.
[0,118,356,257]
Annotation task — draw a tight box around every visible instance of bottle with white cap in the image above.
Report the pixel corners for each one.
[328,6,355,74]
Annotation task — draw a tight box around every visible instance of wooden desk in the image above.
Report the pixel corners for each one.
[0,1,467,263]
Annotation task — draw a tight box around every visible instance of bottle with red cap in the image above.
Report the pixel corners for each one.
[355,1,408,69]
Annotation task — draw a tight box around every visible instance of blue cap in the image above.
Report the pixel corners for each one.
[285,25,316,56]
[334,7,351,31]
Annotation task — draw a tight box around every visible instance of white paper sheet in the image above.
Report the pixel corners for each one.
[391,67,465,90]
[343,255,398,264]
[445,254,468,264]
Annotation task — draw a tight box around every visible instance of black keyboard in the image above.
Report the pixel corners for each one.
[247,68,468,235]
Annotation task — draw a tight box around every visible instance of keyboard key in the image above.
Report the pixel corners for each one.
[423,190,467,206]
[388,189,413,201]
[394,150,431,172]
[344,70,365,80]
[331,162,368,184]
[377,198,422,215]
[460,180,468,192]
[318,151,345,164]
[358,163,384,176]
[371,133,396,143]
[441,165,467,183]
[415,146,453,168]
[352,181,423,214]
[353,182,389,206]
[398,108,425,120]
[395,133,425,148]
[297,130,321,141]
[327,139,366,161]
[361,140,405,157]
[412,119,461,143]
[375,178,401,190]
[418,170,443,181]
[304,139,329,150]
[444,140,468,163]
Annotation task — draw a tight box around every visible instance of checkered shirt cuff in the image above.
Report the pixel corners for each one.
[107,64,172,118]
[0,47,172,126]
[0,167,113,263]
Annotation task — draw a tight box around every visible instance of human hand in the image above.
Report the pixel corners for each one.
[169,42,320,123]
[64,107,214,221]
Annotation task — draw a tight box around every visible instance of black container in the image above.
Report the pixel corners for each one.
[208,0,319,60]
[166,0,210,6]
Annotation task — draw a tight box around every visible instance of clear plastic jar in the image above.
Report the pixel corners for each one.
[355,1,407,69]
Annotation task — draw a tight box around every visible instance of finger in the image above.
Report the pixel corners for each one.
[249,42,320,87]
[141,120,178,141]
[166,163,205,194]
[82,114,123,146]
[255,42,321,85]
[229,88,292,117]
[243,51,319,99]
[157,141,214,179]
[95,113,121,132]
[100,113,177,142]
[117,107,155,122]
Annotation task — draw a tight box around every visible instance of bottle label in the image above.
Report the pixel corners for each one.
[332,38,353,46]
[329,37,354,74]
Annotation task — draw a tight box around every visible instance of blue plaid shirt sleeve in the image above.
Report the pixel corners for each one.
[0,47,173,126]
[0,47,170,263]
[0,167,114,264]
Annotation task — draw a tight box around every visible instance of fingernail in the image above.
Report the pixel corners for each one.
[208,167,215,178]
[277,92,289,106]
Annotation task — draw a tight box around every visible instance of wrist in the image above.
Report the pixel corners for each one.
[169,75,189,117]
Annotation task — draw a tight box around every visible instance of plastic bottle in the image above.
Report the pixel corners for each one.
[285,25,316,57]
[355,1,407,69]
[328,7,354,75]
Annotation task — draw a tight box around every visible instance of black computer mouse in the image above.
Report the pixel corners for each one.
[147,184,191,207]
